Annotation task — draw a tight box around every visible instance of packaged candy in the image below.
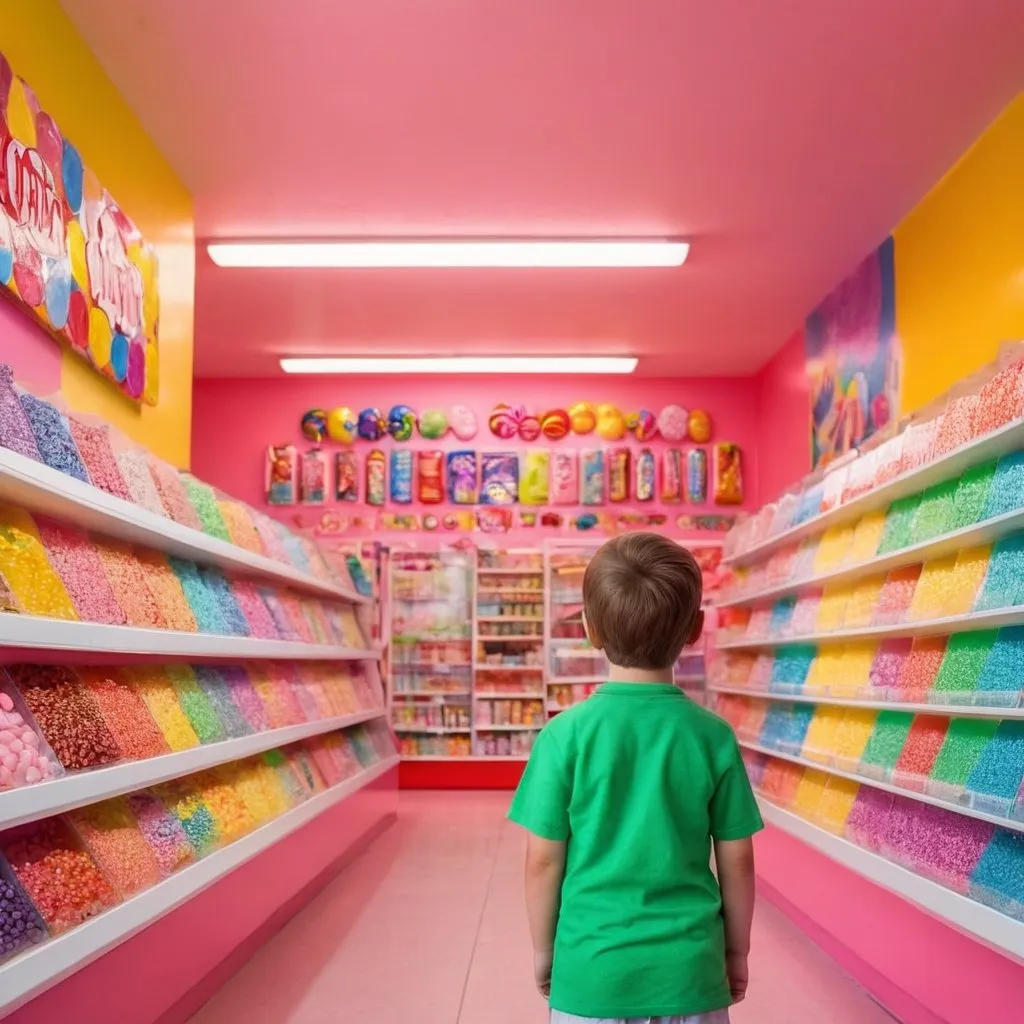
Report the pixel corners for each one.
[687,448,708,503]
[635,448,656,502]
[521,450,550,505]
[478,508,513,532]
[551,451,579,505]
[265,445,297,505]
[662,449,683,502]
[366,450,386,506]
[714,443,744,504]
[300,449,327,505]
[608,447,631,502]
[390,450,413,504]
[335,452,359,502]
[581,450,605,505]
[446,451,478,504]
[480,453,519,505]
[417,450,444,504]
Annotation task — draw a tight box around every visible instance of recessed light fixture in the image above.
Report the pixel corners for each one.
[279,357,639,375]
[208,240,688,269]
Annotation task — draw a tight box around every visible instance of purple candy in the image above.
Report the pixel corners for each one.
[0,862,47,962]
[0,367,41,462]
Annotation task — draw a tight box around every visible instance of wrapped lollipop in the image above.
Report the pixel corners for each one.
[449,405,479,441]
[488,403,523,439]
[657,404,688,442]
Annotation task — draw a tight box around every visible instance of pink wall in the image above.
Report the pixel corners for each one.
[0,298,63,395]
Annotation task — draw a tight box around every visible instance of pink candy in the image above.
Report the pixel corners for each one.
[0,693,56,790]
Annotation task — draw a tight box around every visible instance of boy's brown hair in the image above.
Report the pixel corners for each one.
[582,533,703,669]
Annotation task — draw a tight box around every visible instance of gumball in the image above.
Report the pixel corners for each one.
[688,409,712,443]
[387,404,416,441]
[418,408,449,440]
[568,402,596,434]
[326,406,356,444]
[519,415,541,442]
[300,408,328,442]
[595,403,626,441]
[657,404,688,441]
[630,409,657,441]
[357,407,386,441]
[488,403,521,439]
[449,404,479,441]
[540,409,570,440]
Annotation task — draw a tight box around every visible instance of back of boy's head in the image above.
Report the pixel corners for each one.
[582,532,703,670]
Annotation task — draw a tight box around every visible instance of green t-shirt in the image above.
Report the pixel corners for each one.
[507,682,763,1019]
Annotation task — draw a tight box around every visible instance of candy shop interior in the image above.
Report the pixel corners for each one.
[0,2,1022,1022]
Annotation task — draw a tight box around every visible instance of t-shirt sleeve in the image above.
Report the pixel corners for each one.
[507,726,571,841]
[709,733,764,841]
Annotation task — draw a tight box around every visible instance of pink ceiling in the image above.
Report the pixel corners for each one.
[60,0,1024,377]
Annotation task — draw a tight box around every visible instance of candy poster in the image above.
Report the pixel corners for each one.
[806,237,899,467]
[0,52,160,404]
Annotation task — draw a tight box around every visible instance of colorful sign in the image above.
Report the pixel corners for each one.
[806,237,899,466]
[0,52,159,404]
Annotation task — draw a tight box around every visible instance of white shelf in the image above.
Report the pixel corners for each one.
[475,691,546,699]
[393,725,471,735]
[476,616,544,623]
[727,418,1024,568]
[719,505,1024,609]
[0,709,387,830]
[0,447,365,603]
[476,635,544,643]
[477,567,544,575]
[474,723,543,732]
[477,588,545,596]
[392,661,472,670]
[0,614,378,662]
[716,605,1024,649]
[711,685,1024,718]
[739,741,1024,836]
[552,647,604,658]
[475,664,543,672]
[757,799,1024,963]
[391,690,471,699]
[0,755,399,1017]
[547,675,605,685]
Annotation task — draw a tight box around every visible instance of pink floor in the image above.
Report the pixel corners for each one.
[190,792,895,1024]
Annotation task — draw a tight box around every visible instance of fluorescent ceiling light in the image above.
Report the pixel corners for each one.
[208,240,688,268]
[279,356,638,375]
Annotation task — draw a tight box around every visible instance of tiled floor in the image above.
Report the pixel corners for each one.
[191,791,894,1024]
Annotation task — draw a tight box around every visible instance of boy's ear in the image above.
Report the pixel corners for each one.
[582,610,603,651]
[687,609,705,646]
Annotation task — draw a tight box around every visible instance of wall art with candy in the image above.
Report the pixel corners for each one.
[0,52,160,404]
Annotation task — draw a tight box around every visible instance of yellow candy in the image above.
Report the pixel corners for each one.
[946,546,991,616]
[816,777,860,834]
[130,666,200,751]
[0,505,79,619]
[908,555,960,621]
[792,768,830,819]
[815,583,853,632]
[830,642,878,697]
[805,648,845,695]
[218,502,264,553]
[848,510,888,562]
[843,575,886,627]
[196,769,255,842]
[801,706,846,763]
[813,523,855,572]
[833,709,878,771]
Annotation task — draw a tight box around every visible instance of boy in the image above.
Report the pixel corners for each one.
[508,533,762,1024]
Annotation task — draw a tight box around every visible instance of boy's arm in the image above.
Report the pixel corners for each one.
[714,836,755,1003]
[524,833,567,996]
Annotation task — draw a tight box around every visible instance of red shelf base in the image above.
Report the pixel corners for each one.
[399,759,526,789]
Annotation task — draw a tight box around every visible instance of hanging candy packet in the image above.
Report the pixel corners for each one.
[446,451,478,504]
[661,449,682,502]
[480,453,518,505]
[417,450,444,503]
[551,451,579,505]
[635,448,655,502]
[581,450,604,505]
[608,448,631,502]
[714,443,744,504]
[390,450,413,504]
[300,449,327,505]
[521,450,550,505]
[335,452,359,502]
[366,450,386,507]
[687,449,708,503]
[266,445,297,505]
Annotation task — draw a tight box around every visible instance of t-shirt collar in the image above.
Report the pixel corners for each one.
[597,682,683,697]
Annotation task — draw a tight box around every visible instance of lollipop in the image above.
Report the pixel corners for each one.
[326,406,356,444]
[688,409,712,443]
[387,405,416,441]
[540,409,571,440]
[568,402,596,435]
[657,404,688,442]
[449,404,479,441]
[357,407,386,441]
[595,404,626,441]
[488,403,522,439]
[300,408,328,442]
[628,409,657,441]
[519,415,541,442]
[418,408,449,440]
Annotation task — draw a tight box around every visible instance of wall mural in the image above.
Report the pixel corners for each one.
[0,52,159,405]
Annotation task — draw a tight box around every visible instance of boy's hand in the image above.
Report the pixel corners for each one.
[726,951,748,1003]
[533,950,553,998]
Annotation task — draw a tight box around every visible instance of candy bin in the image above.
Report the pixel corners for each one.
[973,536,1024,611]
[164,665,226,744]
[800,707,845,765]
[968,829,1024,922]
[67,419,132,501]
[229,579,280,639]
[952,462,996,529]
[193,667,252,739]
[890,716,949,791]
[116,446,167,515]
[930,632,996,704]
[219,666,270,732]
[78,668,169,761]
[858,711,913,781]
[926,717,999,803]
[126,790,198,876]
[981,451,1024,519]
[815,776,860,834]
[197,566,251,636]
[791,768,829,820]
[130,666,201,752]
[146,456,203,530]
[2,817,119,935]
[0,505,80,619]
[285,745,327,794]
[95,539,167,629]
[973,626,1024,707]
[219,759,285,825]
[68,797,163,898]
[760,759,803,807]
[844,788,895,853]
[18,392,89,482]
[244,663,304,728]
[0,365,41,462]
[194,769,256,844]
[964,720,1024,817]
[0,854,48,964]
[168,557,228,633]
[0,673,62,791]
[136,551,199,632]
[262,748,308,806]
[154,779,221,856]
[218,501,264,554]
[182,475,232,541]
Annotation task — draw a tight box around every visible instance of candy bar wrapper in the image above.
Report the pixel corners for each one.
[687,448,708,503]
[580,450,605,506]
[417,450,444,504]
[266,445,297,505]
[661,449,682,503]
[714,443,744,505]
[335,452,359,502]
[635,448,656,502]
[390,450,413,504]
[446,451,478,504]
[608,447,631,502]
[521,450,550,505]
[551,450,579,505]
[300,449,328,505]
[480,453,518,505]
[366,450,386,507]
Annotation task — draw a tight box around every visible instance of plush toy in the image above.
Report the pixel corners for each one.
[326,406,356,444]
[300,409,328,442]
[387,404,416,441]
[357,407,386,441]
